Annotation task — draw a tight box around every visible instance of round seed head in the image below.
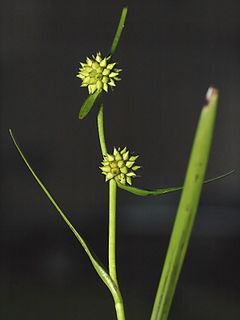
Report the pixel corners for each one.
[77,52,122,94]
[100,147,141,185]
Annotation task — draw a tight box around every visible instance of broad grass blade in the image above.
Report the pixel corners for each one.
[150,88,218,320]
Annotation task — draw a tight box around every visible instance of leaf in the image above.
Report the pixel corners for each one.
[9,129,122,304]
[110,7,128,56]
[117,183,181,196]
[116,170,234,196]
[150,88,219,320]
[79,90,100,119]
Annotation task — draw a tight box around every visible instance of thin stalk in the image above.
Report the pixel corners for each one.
[97,104,125,320]
[97,103,108,156]
[115,301,126,320]
[108,179,118,284]
[109,179,126,320]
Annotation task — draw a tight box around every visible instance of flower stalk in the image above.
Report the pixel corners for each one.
[97,103,125,320]
[97,104,108,156]
[109,179,118,284]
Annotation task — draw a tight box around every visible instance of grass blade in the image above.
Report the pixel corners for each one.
[150,87,218,320]
[79,90,100,119]
[117,183,181,196]
[9,129,122,302]
[110,7,128,56]
[116,170,233,196]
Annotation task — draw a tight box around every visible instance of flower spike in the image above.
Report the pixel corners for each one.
[100,147,141,185]
[77,52,121,94]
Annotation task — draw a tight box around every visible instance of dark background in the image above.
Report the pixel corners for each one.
[1,0,240,319]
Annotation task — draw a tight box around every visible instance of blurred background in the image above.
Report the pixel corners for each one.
[1,0,240,319]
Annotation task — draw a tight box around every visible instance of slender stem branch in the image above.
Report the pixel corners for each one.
[97,103,108,156]
[108,179,118,284]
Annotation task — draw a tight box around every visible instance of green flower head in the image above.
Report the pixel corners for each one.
[100,147,141,185]
[77,52,121,94]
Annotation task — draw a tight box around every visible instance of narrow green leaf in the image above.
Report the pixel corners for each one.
[110,7,128,56]
[150,88,219,320]
[116,170,234,196]
[117,183,181,196]
[9,129,122,304]
[79,90,100,119]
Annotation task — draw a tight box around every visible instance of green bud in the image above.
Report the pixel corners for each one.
[110,161,118,168]
[106,172,114,181]
[122,151,129,161]
[86,57,92,66]
[126,161,134,168]
[102,76,109,83]
[118,160,124,167]
[129,155,139,161]
[100,166,111,173]
[108,79,116,87]
[100,58,107,67]
[102,68,110,76]
[103,83,108,92]
[107,63,116,70]
[120,166,128,174]
[114,148,122,160]
[120,147,127,155]
[126,176,132,185]
[132,165,141,171]
[88,84,97,94]
[92,62,99,69]
[96,80,103,90]
[107,154,115,162]
[95,53,102,63]
[126,172,136,177]
[109,72,119,78]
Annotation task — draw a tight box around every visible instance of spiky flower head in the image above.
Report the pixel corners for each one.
[100,147,141,185]
[77,52,121,94]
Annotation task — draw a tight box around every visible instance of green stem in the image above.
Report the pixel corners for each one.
[97,102,117,280]
[109,179,118,284]
[97,103,108,156]
[115,301,126,320]
[109,179,126,320]
[97,104,125,320]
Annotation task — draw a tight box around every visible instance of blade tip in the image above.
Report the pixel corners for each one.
[206,86,218,103]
